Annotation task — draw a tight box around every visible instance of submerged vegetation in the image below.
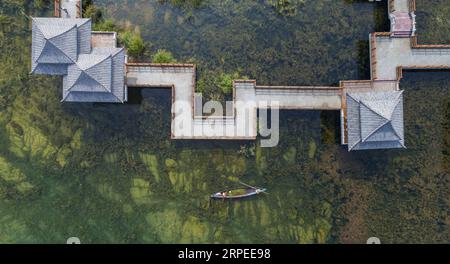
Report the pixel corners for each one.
[268,0,306,17]
[157,0,205,10]
[0,0,448,243]
[416,0,450,44]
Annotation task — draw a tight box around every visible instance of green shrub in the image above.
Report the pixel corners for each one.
[151,49,177,63]
[120,31,145,59]
[83,3,103,24]
[93,19,118,31]
[217,72,240,94]
[128,34,145,58]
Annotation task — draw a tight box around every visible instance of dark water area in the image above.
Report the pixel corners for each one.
[99,0,391,85]
[0,0,448,243]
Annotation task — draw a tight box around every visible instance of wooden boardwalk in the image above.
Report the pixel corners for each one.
[126,64,341,139]
[371,36,450,80]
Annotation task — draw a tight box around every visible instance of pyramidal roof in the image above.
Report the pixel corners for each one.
[346,91,405,151]
[33,17,90,38]
[68,51,113,93]
[62,48,125,102]
[31,16,127,103]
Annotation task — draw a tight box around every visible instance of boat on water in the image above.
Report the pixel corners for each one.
[210,186,267,200]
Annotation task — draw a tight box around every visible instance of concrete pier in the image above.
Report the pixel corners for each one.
[372,36,450,80]
[126,64,341,139]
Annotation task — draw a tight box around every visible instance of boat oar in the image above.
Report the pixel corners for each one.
[239,181,257,189]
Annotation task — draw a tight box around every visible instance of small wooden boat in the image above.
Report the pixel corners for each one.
[211,181,267,200]
[210,186,267,200]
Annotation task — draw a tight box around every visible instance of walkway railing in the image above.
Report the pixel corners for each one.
[411,35,450,49]
[54,0,60,17]
[409,0,416,12]
[370,32,391,80]
[370,33,377,80]
[255,85,339,96]
[76,0,81,18]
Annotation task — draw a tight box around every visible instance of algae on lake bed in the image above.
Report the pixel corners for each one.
[0,0,449,243]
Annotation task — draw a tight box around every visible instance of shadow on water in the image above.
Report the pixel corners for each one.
[174,140,253,150]
[356,40,371,80]
[320,111,341,144]
[127,89,143,105]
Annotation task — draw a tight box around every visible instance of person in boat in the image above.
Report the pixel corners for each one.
[221,191,227,197]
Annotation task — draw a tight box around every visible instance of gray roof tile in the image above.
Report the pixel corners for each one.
[346,90,405,151]
[62,48,125,102]
[31,17,127,103]
[31,17,89,74]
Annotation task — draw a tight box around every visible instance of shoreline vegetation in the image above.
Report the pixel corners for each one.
[0,0,448,243]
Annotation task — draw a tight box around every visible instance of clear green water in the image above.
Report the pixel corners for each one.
[0,0,448,243]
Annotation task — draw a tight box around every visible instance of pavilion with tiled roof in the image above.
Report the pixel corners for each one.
[62,48,126,102]
[346,90,406,151]
[31,15,126,103]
